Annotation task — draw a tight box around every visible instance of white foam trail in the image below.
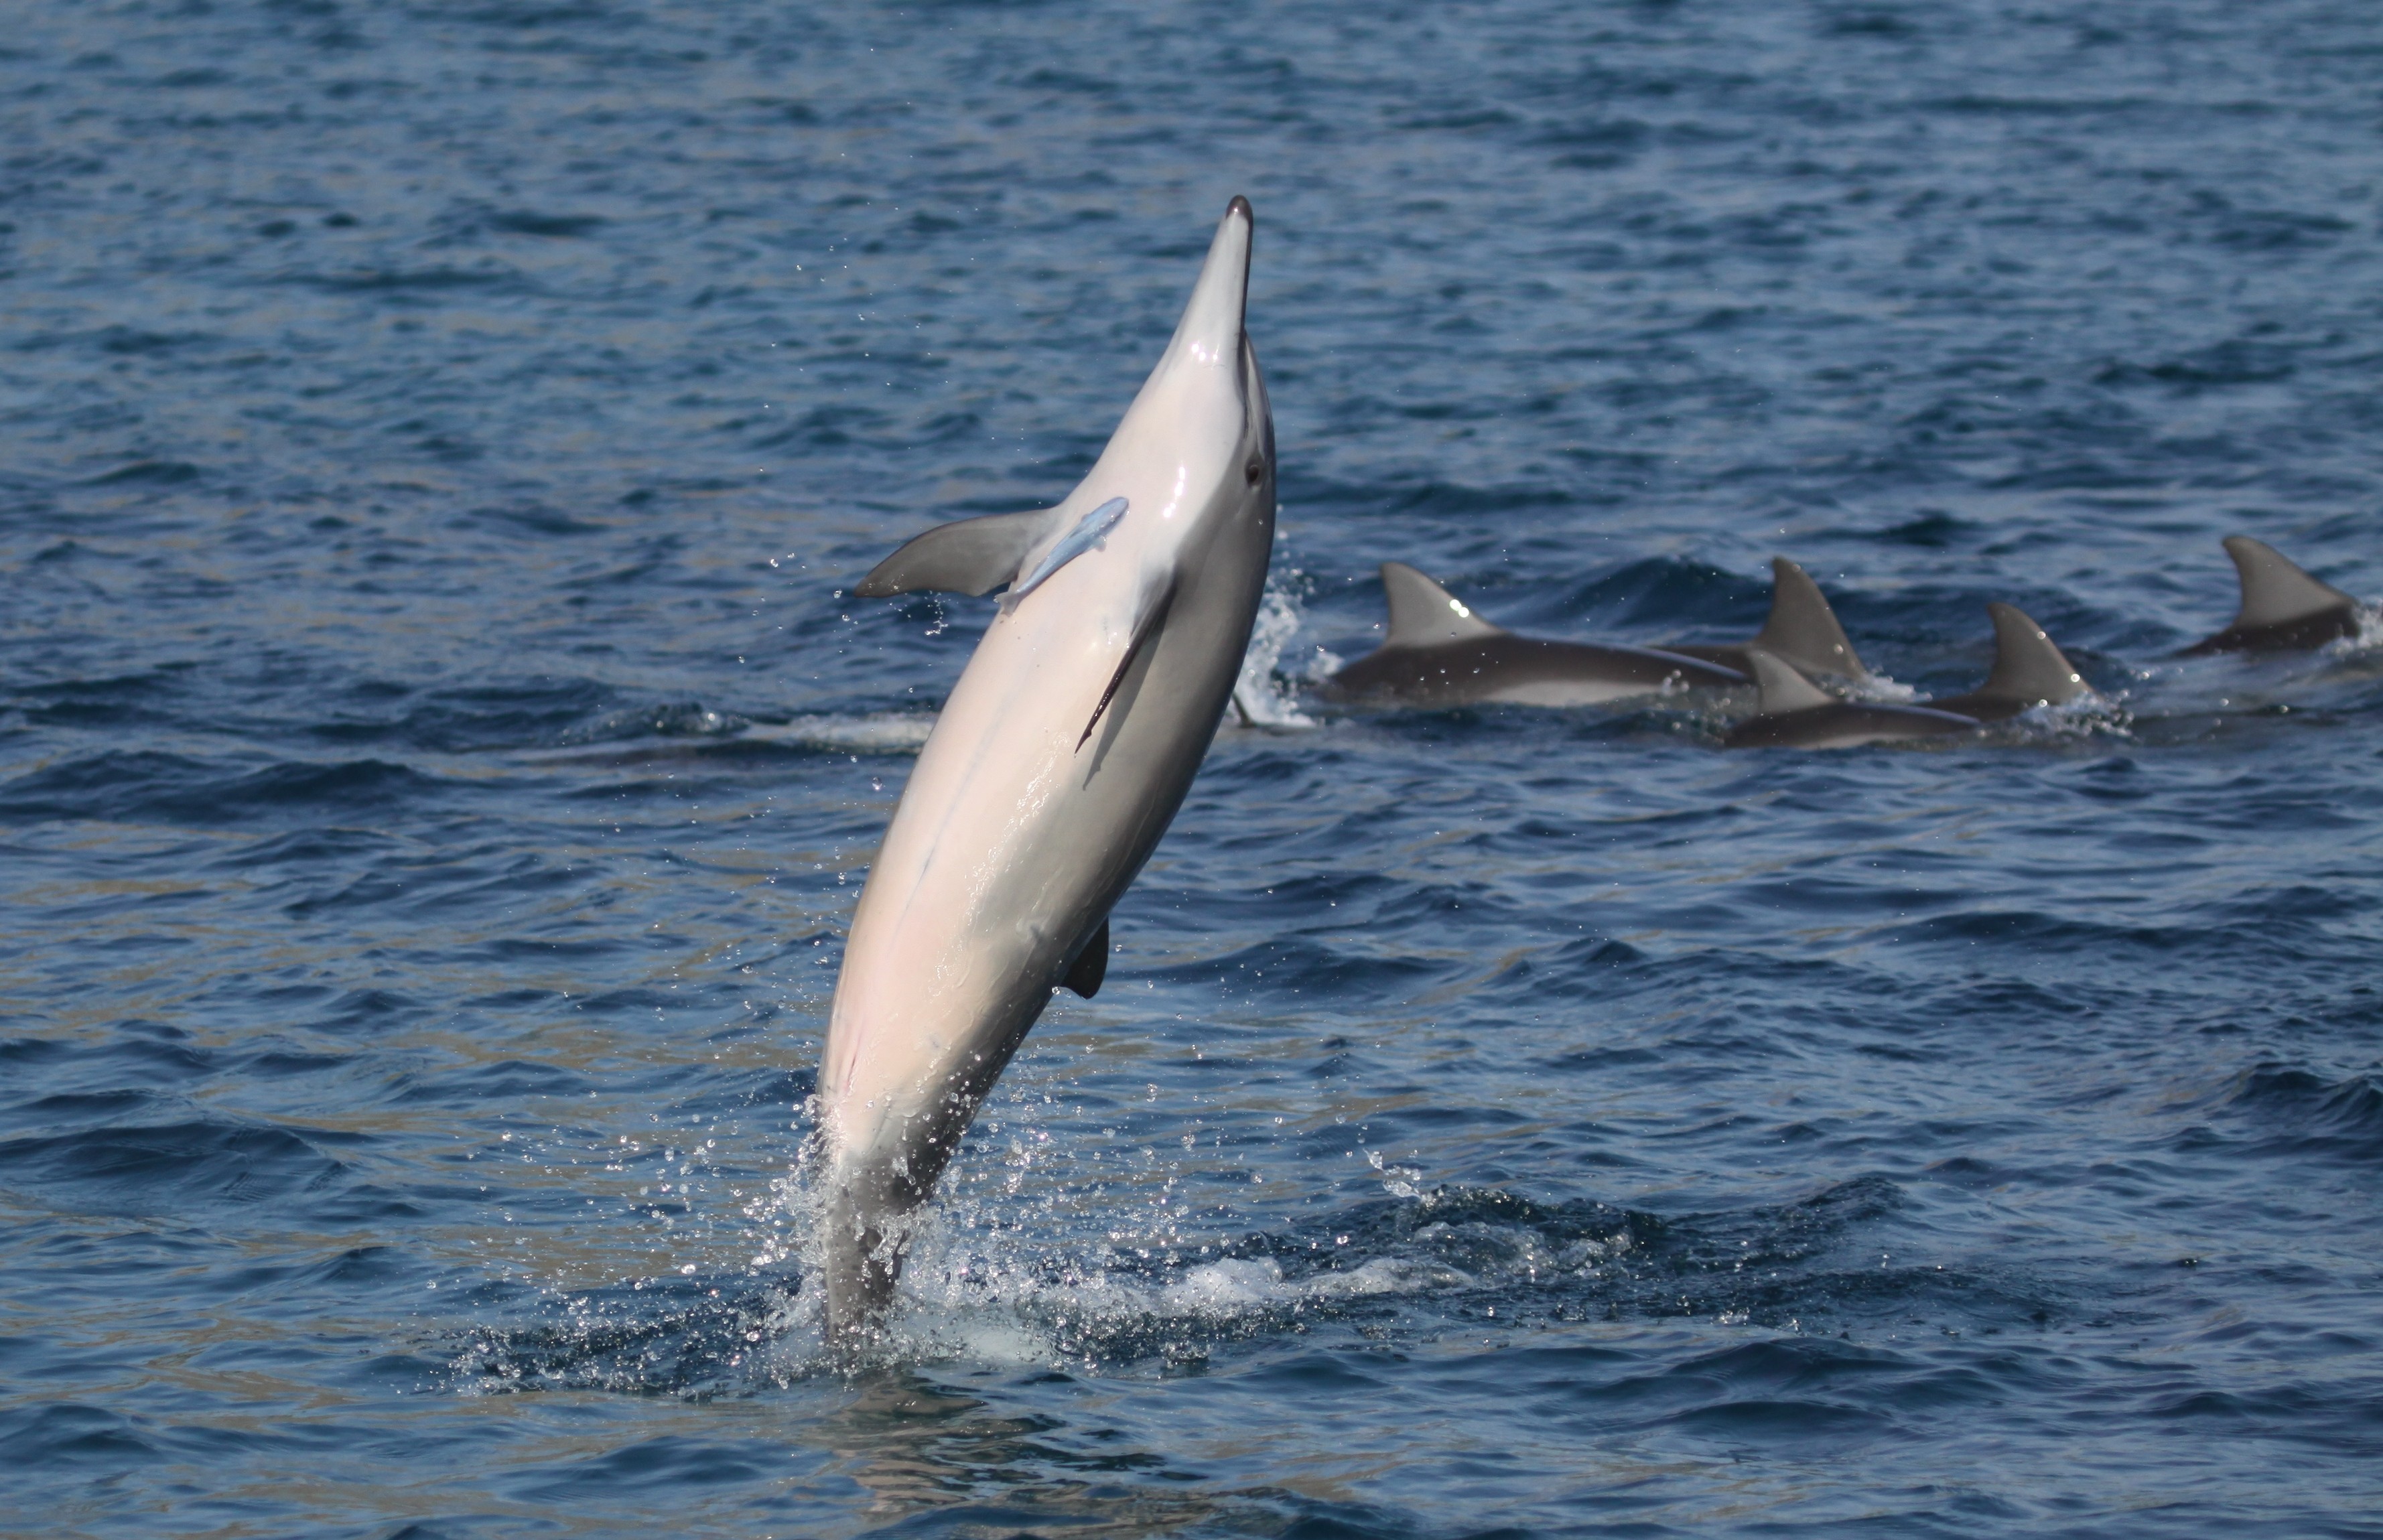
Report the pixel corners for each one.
[742,713,938,752]
[1845,673,1918,703]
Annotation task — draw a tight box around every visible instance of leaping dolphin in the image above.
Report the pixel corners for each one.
[1723,648,1979,749]
[2180,536,2362,654]
[1923,603,2091,720]
[1667,557,1873,682]
[817,198,1275,1347]
[1319,563,1743,707]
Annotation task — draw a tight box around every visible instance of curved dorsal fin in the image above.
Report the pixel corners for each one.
[1980,602,2086,707]
[2224,536,2356,628]
[1745,648,1834,714]
[1753,557,1869,679]
[1381,562,1503,648]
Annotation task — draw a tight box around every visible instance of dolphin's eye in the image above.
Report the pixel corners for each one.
[1243,455,1266,486]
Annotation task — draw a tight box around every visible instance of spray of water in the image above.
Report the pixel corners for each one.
[1229,571,1334,729]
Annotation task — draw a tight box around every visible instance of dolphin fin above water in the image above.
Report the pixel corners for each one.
[1724,648,1980,749]
[1925,603,2090,720]
[2181,536,2361,654]
[1746,648,1834,714]
[1322,562,1743,707]
[1670,557,1872,682]
[1381,561,1504,648]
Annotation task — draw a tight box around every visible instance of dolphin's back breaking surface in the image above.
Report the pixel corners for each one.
[1322,563,1742,706]
[2181,536,2361,654]
[1722,649,1980,749]
[820,198,1276,1341]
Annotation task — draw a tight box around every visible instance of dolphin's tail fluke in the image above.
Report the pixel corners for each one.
[1752,557,1869,681]
[1978,603,2087,708]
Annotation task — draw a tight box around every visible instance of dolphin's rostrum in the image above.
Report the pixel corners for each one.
[821,198,1275,1348]
[1321,563,1743,706]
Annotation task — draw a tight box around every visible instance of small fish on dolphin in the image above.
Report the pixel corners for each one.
[1667,557,1873,683]
[818,198,1276,1348]
[2179,536,2363,654]
[1923,602,2091,721]
[1723,648,1980,749]
[1319,562,1743,707]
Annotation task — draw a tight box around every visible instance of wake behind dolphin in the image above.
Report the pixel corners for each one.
[818,198,1275,1348]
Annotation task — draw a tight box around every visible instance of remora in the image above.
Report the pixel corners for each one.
[817,198,1275,1344]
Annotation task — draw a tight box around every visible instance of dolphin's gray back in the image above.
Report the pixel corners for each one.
[1324,635,1740,707]
[1724,700,1980,750]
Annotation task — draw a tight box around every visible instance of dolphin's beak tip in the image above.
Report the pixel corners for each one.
[1227,194,1253,225]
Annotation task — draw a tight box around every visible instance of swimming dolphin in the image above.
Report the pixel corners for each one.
[1319,563,1743,707]
[2179,536,2362,654]
[1667,557,1873,682]
[819,198,1275,1346]
[1723,648,1979,749]
[1923,602,2090,720]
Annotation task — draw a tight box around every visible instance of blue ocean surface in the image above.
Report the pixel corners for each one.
[5,1,2382,1534]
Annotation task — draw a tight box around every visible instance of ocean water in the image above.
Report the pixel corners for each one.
[5,1,2382,1534]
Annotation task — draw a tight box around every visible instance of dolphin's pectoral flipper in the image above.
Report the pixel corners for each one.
[1753,557,1870,680]
[1078,579,1177,751]
[1381,563,1503,648]
[854,508,1061,598]
[1061,918,1109,998]
[1010,498,1129,606]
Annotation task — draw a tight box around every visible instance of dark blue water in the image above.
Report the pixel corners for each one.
[6,1,2382,1533]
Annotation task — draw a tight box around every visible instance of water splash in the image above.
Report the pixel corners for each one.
[1230,572,1329,729]
[742,713,939,752]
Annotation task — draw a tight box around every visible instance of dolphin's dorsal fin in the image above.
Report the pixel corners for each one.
[1061,918,1109,998]
[1980,602,2086,706]
[854,507,1063,598]
[1745,648,1834,713]
[1381,563,1502,648]
[2224,536,2356,628]
[1753,557,1869,679]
